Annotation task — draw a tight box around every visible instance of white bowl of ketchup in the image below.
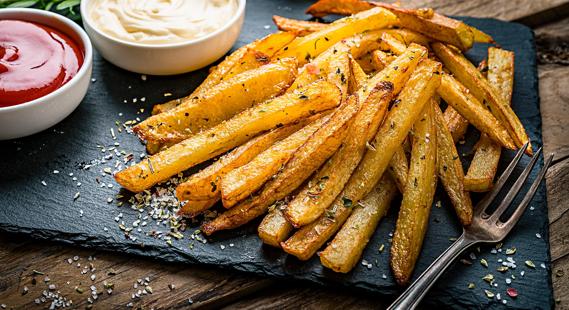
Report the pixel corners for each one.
[0,8,93,140]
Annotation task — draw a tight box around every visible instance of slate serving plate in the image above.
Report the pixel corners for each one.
[0,1,553,308]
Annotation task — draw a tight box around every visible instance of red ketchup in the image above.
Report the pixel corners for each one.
[0,20,84,107]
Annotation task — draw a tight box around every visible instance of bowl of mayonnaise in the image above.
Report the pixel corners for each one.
[81,0,245,75]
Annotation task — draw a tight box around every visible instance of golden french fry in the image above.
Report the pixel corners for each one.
[115,80,341,193]
[134,58,298,146]
[281,58,441,260]
[175,121,307,203]
[374,3,474,51]
[220,114,330,208]
[465,47,515,192]
[272,15,328,36]
[434,103,473,226]
[202,93,361,235]
[306,0,374,17]
[371,49,395,71]
[284,44,426,228]
[444,106,469,143]
[433,43,531,153]
[275,7,396,65]
[379,32,407,55]
[469,25,494,43]
[391,102,437,286]
[388,146,409,192]
[355,52,376,74]
[151,31,296,116]
[348,55,368,94]
[320,174,398,273]
[437,74,516,150]
[258,205,294,247]
[178,198,219,218]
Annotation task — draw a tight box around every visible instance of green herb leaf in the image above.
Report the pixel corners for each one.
[7,0,38,8]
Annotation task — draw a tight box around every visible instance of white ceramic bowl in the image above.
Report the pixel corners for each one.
[0,9,93,140]
[80,0,246,75]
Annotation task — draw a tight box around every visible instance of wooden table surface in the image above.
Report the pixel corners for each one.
[1,1,568,309]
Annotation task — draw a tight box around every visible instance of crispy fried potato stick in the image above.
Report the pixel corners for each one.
[115,80,341,192]
[465,47,515,192]
[272,15,327,36]
[281,59,441,260]
[307,1,492,50]
[433,43,531,154]
[134,58,298,146]
[391,102,437,286]
[275,7,396,65]
[202,93,361,235]
[175,121,308,204]
[258,205,294,247]
[284,44,426,228]
[151,31,296,116]
[320,174,398,273]
[442,60,488,143]
[306,0,374,17]
[220,114,330,209]
[444,107,469,143]
[178,199,218,218]
[434,103,473,226]
[437,74,516,150]
[388,146,409,192]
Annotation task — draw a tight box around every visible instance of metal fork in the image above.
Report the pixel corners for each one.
[388,142,554,310]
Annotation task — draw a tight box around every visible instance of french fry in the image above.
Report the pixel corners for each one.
[134,58,298,146]
[178,199,218,218]
[437,74,516,150]
[348,56,368,94]
[391,102,437,286]
[275,7,397,65]
[281,59,441,260]
[388,146,409,193]
[284,44,426,228]
[306,1,491,49]
[115,80,341,193]
[272,15,327,36]
[320,174,398,273]
[202,92,361,235]
[379,32,407,55]
[442,60,488,143]
[444,106,469,143]
[374,3,474,51]
[258,205,294,247]
[151,31,296,116]
[306,0,374,17]
[469,25,495,44]
[355,53,376,74]
[465,47,515,192]
[434,103,473,226]
[175,121,307,203]
[220,114,330,209]
[433,43,531,153]
[371,50,395,71]
[384,28,431,47]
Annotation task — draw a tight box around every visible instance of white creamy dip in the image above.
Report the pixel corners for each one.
[88,0,238,45]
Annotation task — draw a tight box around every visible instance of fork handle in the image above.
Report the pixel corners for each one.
[388,234,476,310]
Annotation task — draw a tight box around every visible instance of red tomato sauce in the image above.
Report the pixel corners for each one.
[0,20,84,108]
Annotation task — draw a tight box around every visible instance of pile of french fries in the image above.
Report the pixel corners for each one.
[115,0,531,285]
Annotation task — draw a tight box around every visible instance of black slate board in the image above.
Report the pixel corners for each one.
[0,1,553,308]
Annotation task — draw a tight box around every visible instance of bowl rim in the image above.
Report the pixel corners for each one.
[0,8,93,112]
[80,0,246,49]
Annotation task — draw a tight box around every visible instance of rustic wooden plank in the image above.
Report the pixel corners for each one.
[220,283,385,310]
[0,234,272,309]
[535,16,569,308]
